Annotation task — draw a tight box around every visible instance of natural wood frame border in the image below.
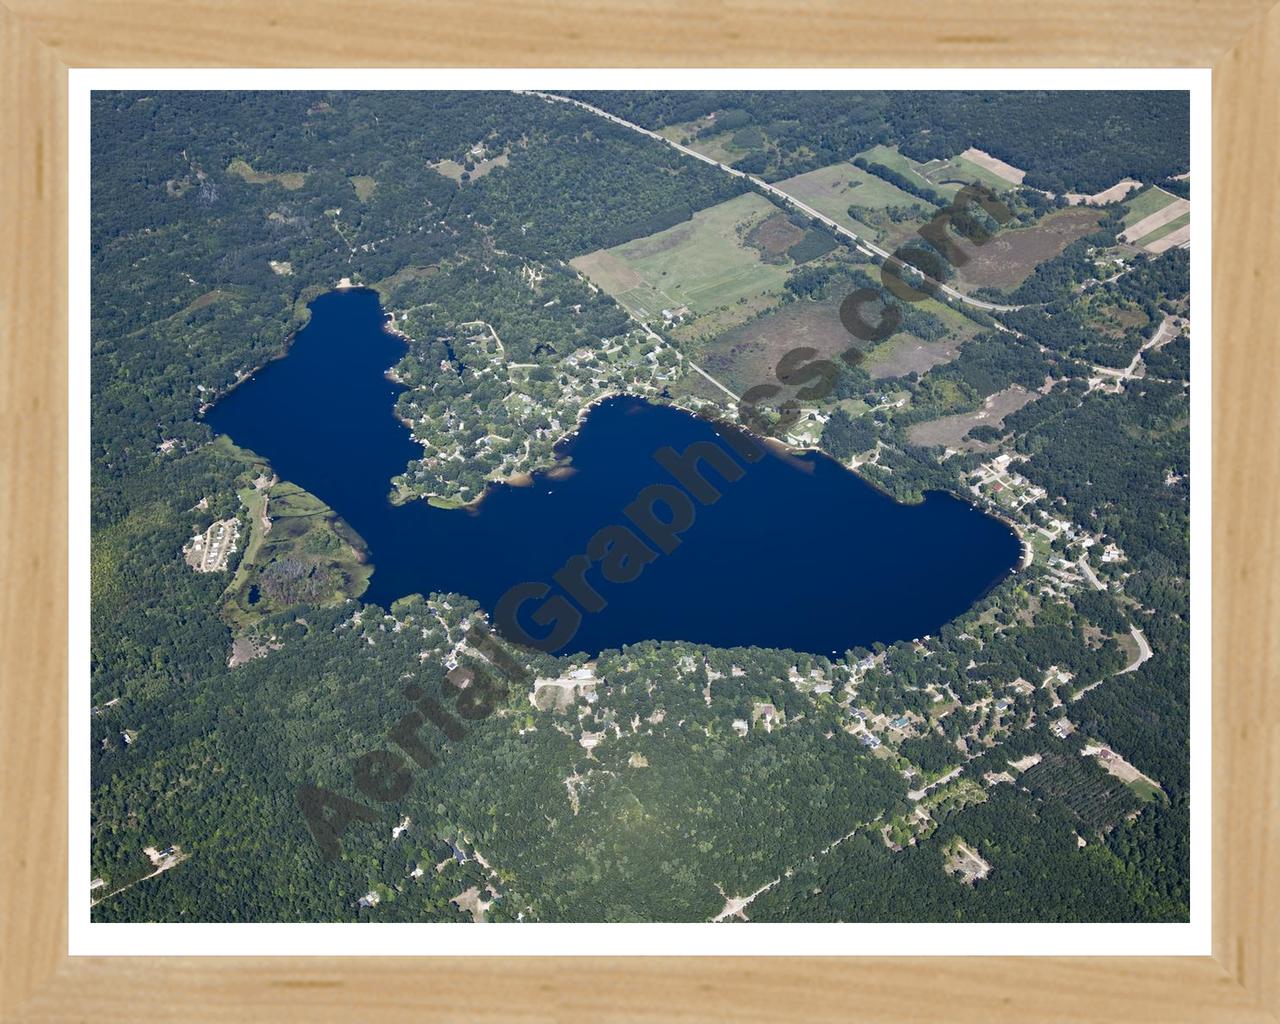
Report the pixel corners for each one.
[2,3,1276,1019]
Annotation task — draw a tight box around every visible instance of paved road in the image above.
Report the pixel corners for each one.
[1077,554,1106,591]
[1072,625,1153,700]
[1119,626,1153,674]
[522,90,1026,314]
[908,764,964,801]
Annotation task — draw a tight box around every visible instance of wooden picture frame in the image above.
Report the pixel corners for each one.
[2,2,1276,1018]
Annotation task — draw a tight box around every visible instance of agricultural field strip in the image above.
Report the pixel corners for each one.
[1121,197,1191,243]
[1065,179,1142,206]
[959,147,1025,184]
[1144,222,1191,254]
[1135,210,1191,250]
[523,91,1027,314]
[1119,185,1180,228]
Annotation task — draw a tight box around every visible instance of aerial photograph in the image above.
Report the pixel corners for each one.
[89,89,1192,924]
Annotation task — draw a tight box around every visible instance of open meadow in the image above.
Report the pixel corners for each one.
[657,114,772,169]
[861,297,986,379]
[1120,185,1182,229]
[773,161,932,248]
[951,206,1103,292]
[225,157,307,190]
[696,286,983,397]
[570,193,797,337]
[906,384,1039,450]
[858,143,1019,199]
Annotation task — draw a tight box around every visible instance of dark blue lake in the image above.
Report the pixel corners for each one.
[206,289,1020,657]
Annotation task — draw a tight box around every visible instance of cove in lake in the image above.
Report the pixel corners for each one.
[206,289,1020,657]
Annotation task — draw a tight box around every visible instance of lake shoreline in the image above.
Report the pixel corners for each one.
[206,287,1022,656]
[208,286,981,526]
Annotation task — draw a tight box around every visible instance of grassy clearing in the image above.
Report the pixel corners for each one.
[1126,778,1163,803]
[684,130,751,165]
[951,206,1103,292]
[658,116,765,167]
[426,495,469,510]
[1114,630,1141,668]
[1121,186,1180,228]
[662,108,778,147]
[861,294,984,379]
[267,483,330,518]
[373,264,438,294]
[656,121,704,143]
[226,157,307,190]
[863,332,964,381]
[923,153,1015,194]
[431,152,510,183]
[1028,530,1055,565]
[349,175,377,201]
[906,384,1038,449]
[1078,296,1151,339]
[571,193,794,332]
[859,144,939,189]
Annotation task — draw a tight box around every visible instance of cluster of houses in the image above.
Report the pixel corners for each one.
[399,319,677,502]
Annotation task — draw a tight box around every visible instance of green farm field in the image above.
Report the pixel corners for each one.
[859,144,938,186]
[920,153,1016,194]
[1121,186,1181,228]
[858,144,1017,198]
[571,193,795,328]
[773,162,932,245]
